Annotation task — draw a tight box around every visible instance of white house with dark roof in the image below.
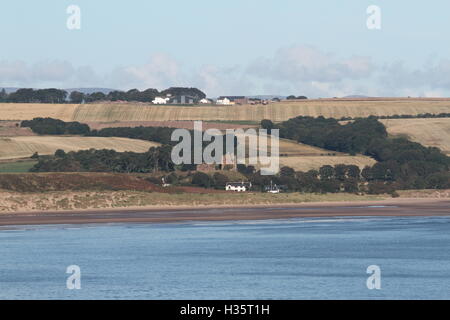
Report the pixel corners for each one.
[225,182,252,192]
[216,97,232,105]
[216,96,248,105]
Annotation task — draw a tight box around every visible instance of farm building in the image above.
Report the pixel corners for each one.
[199,98,213,104]
[168,95,198,104]
[216,96,249,105]
[152,97,170,104]
[216,97,232,105]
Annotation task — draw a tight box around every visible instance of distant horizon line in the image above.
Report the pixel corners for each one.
[2,87,450,100]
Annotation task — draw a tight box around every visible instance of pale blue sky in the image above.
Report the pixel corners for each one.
[1,0,449,97]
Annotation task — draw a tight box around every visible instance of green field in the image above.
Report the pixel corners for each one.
[0,160,37,173]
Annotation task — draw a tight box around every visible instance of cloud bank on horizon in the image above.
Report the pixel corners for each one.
[1,46,449,98]
[1,1,450,98]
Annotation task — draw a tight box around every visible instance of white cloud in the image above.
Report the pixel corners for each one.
[31,60,74,82]
[109,53,185,90]
[0,61,29,85]
[0,60,100,88]
[1,46,450,98]
[247,46,374,83]
[191,64,255,96]
[245,45,375,97]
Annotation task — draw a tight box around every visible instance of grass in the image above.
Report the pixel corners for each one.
[0,136,160,160]
[2,99,450,122]
[0,190,386,212]
[132,192,384,206]
[0,172,165,193]
[0,160,37,172]
[277,138,340,156]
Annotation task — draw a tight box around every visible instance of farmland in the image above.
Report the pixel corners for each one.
[276,140,378,172]
[0,98,448,173]
[277,138,339,156]
[382,118,450,154]
[0,136,160,160]
[84,120,255,131]
[250,154,376,172]
[243,134,376,171]
[0,120,35,136]
[0,160,37,172]
[1,98,450,122]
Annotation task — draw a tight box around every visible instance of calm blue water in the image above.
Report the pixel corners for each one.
[0,216,449,299]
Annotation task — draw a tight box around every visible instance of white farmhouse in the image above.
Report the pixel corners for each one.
[152,97,170,104]
[216,97,233,105]
[225,182,252,192]
[199,98,212,104]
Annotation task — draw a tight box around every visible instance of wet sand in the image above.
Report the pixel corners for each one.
[0,198,449,226]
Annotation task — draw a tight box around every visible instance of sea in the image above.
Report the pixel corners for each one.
[0,215,449,299]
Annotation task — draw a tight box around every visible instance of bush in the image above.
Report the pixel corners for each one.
[191,172,212,188]
[21,118,90,135]
[212,172,228,189]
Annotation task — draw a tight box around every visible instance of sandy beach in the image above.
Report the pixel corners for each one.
[0,198,448,226]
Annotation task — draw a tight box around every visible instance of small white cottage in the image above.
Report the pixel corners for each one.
[152,97,170,104]
[225,182,252,192]
[216,97,233,105]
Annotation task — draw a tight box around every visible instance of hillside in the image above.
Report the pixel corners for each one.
[279,155,377,172]
[276,139,376,171]
[0,136,160,160]
[0,99,448,174]
[1,98,450,122]
[382,118,450,154]
[0,172,164,193]
[244,135,376,171]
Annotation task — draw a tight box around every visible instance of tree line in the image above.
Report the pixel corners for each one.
[262,116,388,155]
[0,87,206,104]
[27,118,231,173]
[0,88,67,103]
[262,116,450,191]
[31,147,174,173]
[286,95,308,100]
[21,117,176,144]
[339,112,450,121]
[21,118,90,135]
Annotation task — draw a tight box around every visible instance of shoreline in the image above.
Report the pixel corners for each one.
[0,198,449,227]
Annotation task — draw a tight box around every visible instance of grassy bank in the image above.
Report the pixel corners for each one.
[0,160,37,173]
[0,172,164,192]
[0,191,385,212]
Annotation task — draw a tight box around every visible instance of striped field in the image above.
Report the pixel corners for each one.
[382,118,450,154]
[0,136,160,160]
[244,135,376,172]
[1,98,450,122]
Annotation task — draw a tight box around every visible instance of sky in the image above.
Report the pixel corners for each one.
[1,0,450,97]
